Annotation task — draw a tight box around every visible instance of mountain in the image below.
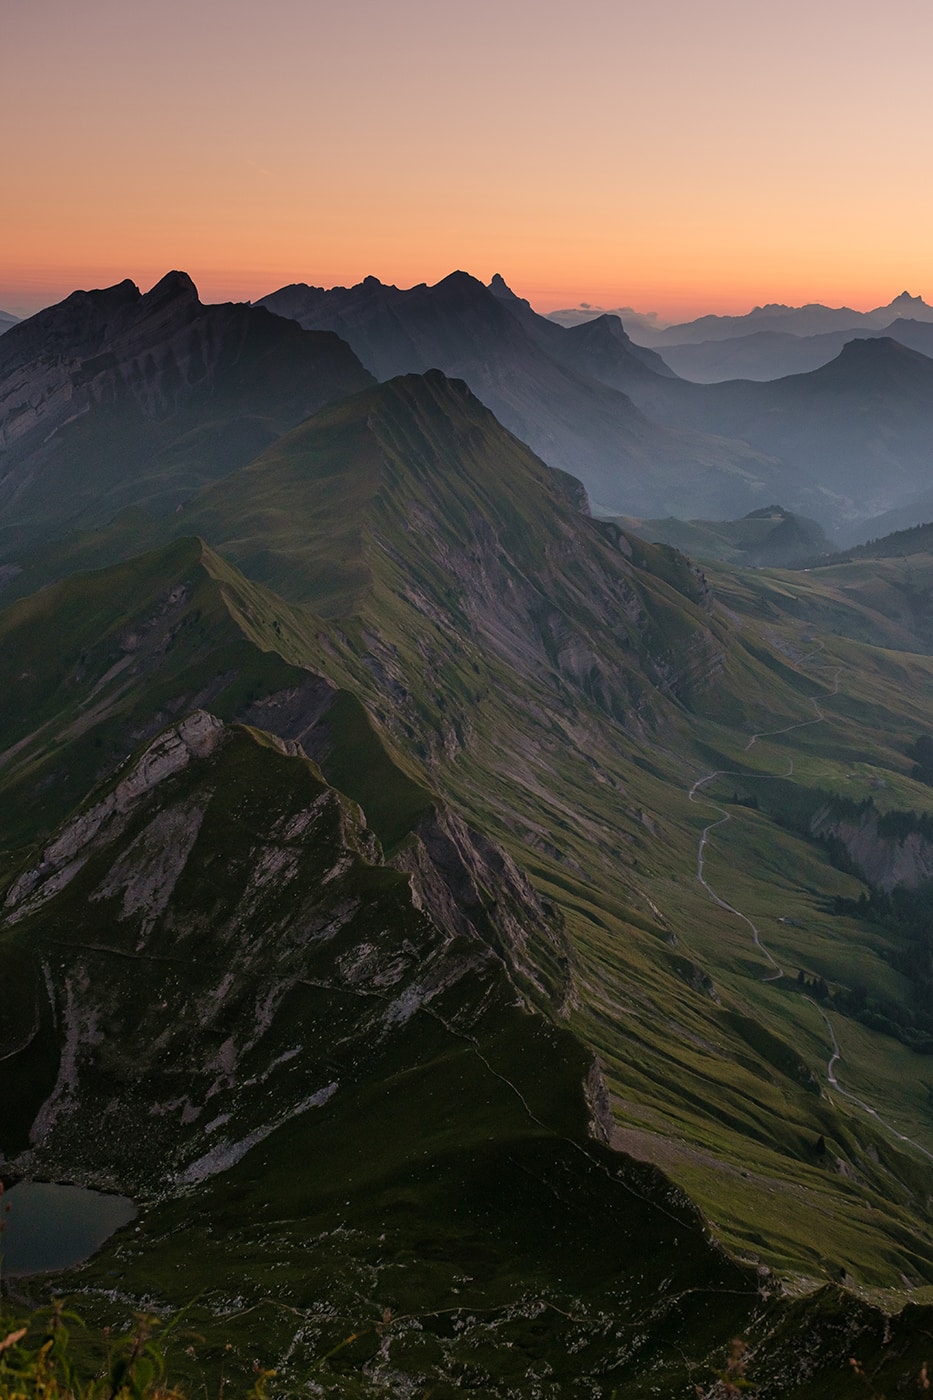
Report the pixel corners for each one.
[0,512,769,1391]
[658,329,846,383]
[836,518,933,562]
[622,336,933,530]
[258,271,804,521]
[0,273,374,555]
[657,315,933,383]
[8,283,933,1391]
[647,290,933,347]
[0,637,756,1391]
[618,504,834,567]
[545,302,670,336]
[177,371,734,725]
[0,308,18,335]
[487,272,678,383]
[557,310,680,386]
[848,491,933,544]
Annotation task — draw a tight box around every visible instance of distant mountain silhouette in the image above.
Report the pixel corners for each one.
[646,291,933,347]
[258,271,799,521]
[0,309,18,336]
[0,273,374,554]
[615,504,833,567]
[659,316,933,383]
[624,336,933,529]
[545,304,669,336]
[487,274,677,385]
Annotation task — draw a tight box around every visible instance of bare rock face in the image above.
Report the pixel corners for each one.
[0,721,492,1192]
[0,701,610,1202]
[812,804,933,892]
[239,676,574,1013]
[392,803,574,1014]
[4,711,225,922]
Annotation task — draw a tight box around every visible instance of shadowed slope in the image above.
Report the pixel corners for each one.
[259,271,798,520]
[0,273,374,554]
[625,337,933,528]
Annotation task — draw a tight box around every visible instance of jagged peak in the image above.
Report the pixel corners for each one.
[142,270,201,308]
[488,272,520,300]
[58,277,140,309]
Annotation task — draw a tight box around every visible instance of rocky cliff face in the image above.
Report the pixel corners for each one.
[242,676,575,1014]
[0,274,373,552]
[812,804,933,892]
[0,717,541,1194]
[0,273,368,446]
[393,803,574,1012]
[3,710,226,926]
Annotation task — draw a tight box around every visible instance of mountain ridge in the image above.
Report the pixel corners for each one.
[257,270,806,522]
[639,289,933,346]
[620,334,933,528]
[0,273,374,555]
[8,269,933,1394]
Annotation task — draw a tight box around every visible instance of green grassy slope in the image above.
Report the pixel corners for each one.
[166,374,933,1288]
[56,373,923,1292]
[6,372,923,1293]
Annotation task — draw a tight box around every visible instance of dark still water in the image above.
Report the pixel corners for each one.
[2,1182,136,1275]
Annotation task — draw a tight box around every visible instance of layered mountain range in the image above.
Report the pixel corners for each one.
[256,272,798,523]
[549,290,933,386]
[655,314,933,384]
[6,270,933,544]
[4,272,933,1395]
[639,290,933,346]
[257,272,933,538]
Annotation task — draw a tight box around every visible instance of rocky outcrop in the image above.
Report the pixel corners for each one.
[4,711,225,922]
[0,722,489,1191]
[812,804,933,892]
[241,677,575,1013]
[393,804,574,1013]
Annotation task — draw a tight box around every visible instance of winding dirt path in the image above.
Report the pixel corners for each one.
[688,769,785,981]
[687,661,933,1162]
[688,661,842,981]
[806,999,933,1163]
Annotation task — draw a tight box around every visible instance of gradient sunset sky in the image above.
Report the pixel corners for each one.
[5,0,933,320]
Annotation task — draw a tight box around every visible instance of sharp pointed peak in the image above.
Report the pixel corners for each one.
[488,272,520,300]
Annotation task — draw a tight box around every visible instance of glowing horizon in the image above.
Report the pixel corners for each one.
[5,0,933,325]
[3,262,929,329]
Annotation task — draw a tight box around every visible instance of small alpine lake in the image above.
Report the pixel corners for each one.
[1,1182,136,1276]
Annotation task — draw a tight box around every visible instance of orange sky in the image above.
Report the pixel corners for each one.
[4,0,933,321]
